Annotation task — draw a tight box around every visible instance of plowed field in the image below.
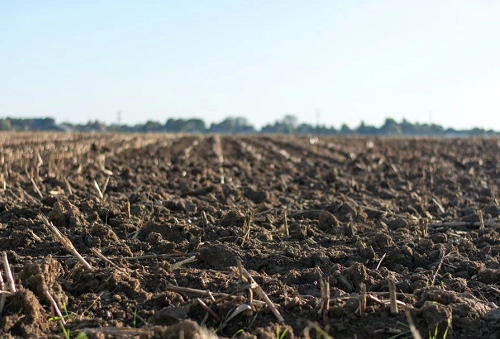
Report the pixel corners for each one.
[1,133,499,339]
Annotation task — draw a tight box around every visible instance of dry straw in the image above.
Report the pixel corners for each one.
[236,259,284,322]
[39,215,94,271]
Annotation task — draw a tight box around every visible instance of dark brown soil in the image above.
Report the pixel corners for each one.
[1,133,500,339]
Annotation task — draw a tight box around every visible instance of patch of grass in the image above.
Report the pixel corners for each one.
[47,298,75,339]
[48,298,75,323]
[429,316,452,339]
[47,297,89,339]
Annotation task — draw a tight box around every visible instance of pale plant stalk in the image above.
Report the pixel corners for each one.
[376,253,387,270]
[101,175,111,195]
[2,252,16,293]
[320,277,330,324]
[40,215,94,271]
[169,256,197,271]
[0,266,6,315]
[359,283,367,316]
[236,260,284,322]
[125,200,131,219]
[478,210,484,229]
[388,278,398,314]
[64,178,73,196]
[406,310,423,339]
[44,289,66,325]
[90,248,127,273]
[30,176,43,199]
[93,180,104,200]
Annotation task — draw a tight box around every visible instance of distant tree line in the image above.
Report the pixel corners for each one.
[0,118,60,131]
[0,116,498,137]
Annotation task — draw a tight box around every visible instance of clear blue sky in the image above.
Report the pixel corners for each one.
[1,1,499,129]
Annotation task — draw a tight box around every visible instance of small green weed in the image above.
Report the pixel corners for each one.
[304,322,333,339]
[47,297,86,339]
[133,307,138,328]
[48,299,75,323]
[232,329,245,338]
[275,325,288,339]
[384,321,411,339]
[60,323,70,339]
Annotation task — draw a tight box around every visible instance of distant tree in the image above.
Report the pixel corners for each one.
[182,119,206,132]
[165,119,185,132]
[356,121,379,135]
[381,118,402,135]
[141,120,162,132]
[400,119,416,135]
[428,124,444,135]
[470,128,487,136]
[260,115,299,134]
[0,119,12,130]
[31,118,57,130]
[210,117,254,133]
[340,124,352,135]
[209,118,233,133]
[296,123,313,134]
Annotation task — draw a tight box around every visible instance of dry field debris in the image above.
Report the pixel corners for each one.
[0,133,500,338]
